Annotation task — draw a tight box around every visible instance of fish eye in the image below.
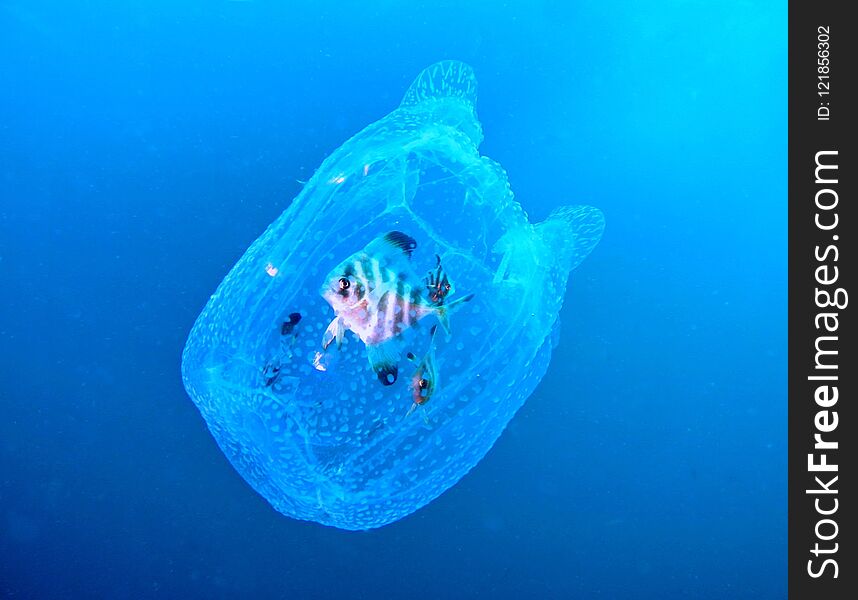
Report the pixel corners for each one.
[444,283,451,291]
[418,378,428,389]
[338,277,351,290]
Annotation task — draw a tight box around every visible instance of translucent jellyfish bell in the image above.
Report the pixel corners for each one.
[181,61,604,530]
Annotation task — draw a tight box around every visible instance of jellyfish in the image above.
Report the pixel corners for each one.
[181,61,604,530]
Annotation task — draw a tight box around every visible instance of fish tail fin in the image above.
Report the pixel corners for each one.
[536,205,605,272]
[402,403,431,425]
[428,324,439,345]
[435,293,474,337]
[404,403,418,419]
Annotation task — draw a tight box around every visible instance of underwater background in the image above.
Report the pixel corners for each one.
[0,1,786,598]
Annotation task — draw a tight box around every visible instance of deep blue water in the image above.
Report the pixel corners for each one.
[0,1,786,598]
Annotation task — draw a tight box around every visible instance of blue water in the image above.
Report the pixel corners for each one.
[0,1,786,598]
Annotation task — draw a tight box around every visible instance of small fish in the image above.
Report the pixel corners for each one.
[405,325,439,421]
[263,363,282,387]
[424,254,454,305]
[264,312,302,386]
[320,231,472,386]
[281,312,302,336]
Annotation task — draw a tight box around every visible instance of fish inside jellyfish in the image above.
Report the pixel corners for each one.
[181,60,605,530]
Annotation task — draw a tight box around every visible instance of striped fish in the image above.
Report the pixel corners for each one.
[319,231,472,386]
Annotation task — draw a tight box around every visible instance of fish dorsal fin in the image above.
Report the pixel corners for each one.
[400,60,478,109]
[382,231,417,258]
